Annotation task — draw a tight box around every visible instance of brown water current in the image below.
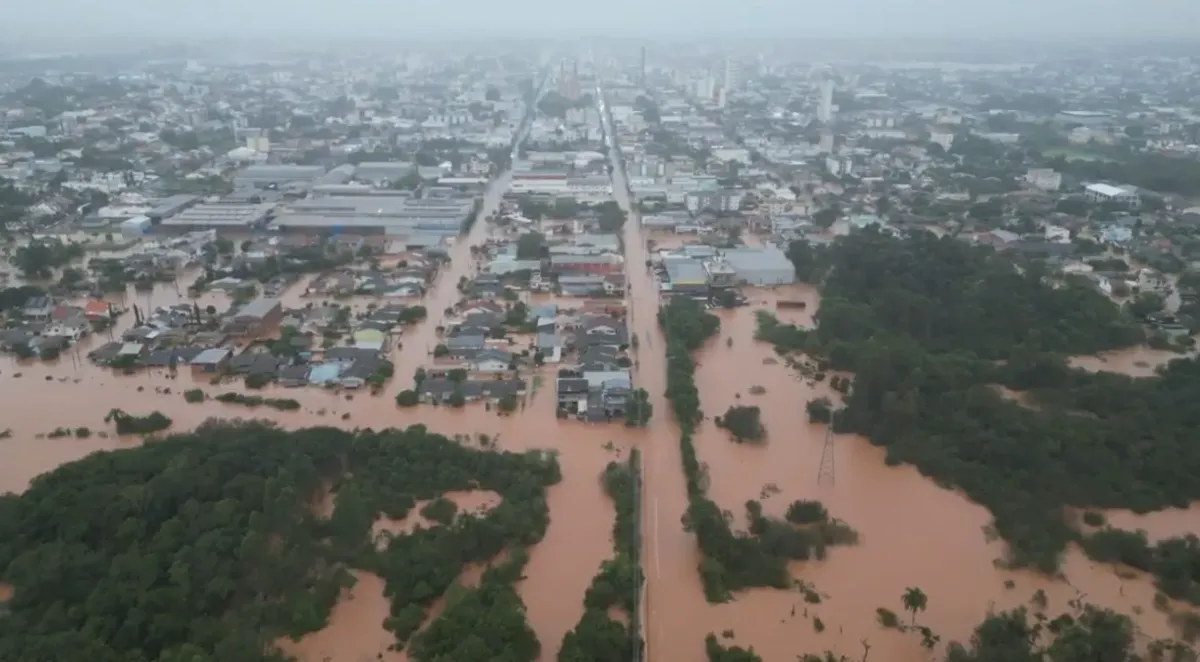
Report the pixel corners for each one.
[599,138,1200,661]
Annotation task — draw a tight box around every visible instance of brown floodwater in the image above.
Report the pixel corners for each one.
[370,490,503,543]
[1069,347,1189,377]
[602,153,1200,661]
[276,570,406,662]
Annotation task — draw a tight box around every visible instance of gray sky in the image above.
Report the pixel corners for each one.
[3,0,1199,43]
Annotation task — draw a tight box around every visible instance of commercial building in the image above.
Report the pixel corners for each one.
[273,195,473,236]
[234,165,328,190]
[146,194,201,222]
[1084,183,1140,207]
[719,246,796,286]
[662,258,710,295]
[158,202,276,232]
[1025,168,1062,192]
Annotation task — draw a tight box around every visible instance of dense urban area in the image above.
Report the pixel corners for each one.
[4,39,1200,662]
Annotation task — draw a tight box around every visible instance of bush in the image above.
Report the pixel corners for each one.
[182,389,205,404]
[420,497,458,526]
[785,500,829,525]
[877,607,901,629]
[395,389,420,407]
[214,392,300,411]
[806,398,833,423]
[103,409,172,435]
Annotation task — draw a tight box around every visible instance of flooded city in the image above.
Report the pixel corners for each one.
[3,40,1200,662]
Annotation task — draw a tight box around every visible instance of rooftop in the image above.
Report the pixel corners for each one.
[161,202,276,227]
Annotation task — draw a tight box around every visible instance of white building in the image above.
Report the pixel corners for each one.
[1084,183,1140,207]
[930,130,955,152]
[724,57,742,94]
[817,80,835,123]
[1025,168,1062,191]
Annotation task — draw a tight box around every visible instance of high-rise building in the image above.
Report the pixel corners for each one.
[723,56,741,94]
[640,46,646,86]
[817,80,835,123]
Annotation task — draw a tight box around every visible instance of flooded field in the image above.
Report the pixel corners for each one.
[1068,346,1186,377]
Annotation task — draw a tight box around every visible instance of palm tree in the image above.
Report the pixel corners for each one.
[902,586,928,625]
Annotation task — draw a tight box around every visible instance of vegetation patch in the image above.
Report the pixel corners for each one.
[704,633,762,662]
[102,408,172,435]
[768,229,1200,573]
[715,405,766,443]
[214,392,302,411]
[0,421,560,661]
[1081,527,1200,606]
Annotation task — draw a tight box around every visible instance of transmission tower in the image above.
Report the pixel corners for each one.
[816,425,836,486]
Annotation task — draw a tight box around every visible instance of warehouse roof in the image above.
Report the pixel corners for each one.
[160,202,276,227]
[721,245,793,272]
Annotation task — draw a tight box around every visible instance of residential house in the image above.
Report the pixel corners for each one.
[228,298,283,336]
[559,274,607,296]
[549,254,622,275]
[22,296,55,321]
[445,334,487,359]
[574,315,629,349]
[468,348,514,373]
[189,347,232,373]
[45,305,89,340]
[556,377,591,412]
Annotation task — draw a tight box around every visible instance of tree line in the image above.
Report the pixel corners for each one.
[774,227,1200,572]
[0,420,561,662]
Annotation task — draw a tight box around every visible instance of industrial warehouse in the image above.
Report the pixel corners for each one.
[132,163,479,237]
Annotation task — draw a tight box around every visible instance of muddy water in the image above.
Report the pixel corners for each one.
[598,112,1200,661]
[371,490,503,542]
[276,570,405,662]
[1069,347,1188,377]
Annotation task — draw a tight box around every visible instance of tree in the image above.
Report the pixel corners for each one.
[806,398,833,423]
[447,386,466,408]
[395,389,419,407]
[715,405,765,443]
[433,344,449,358]
[624,388,652,427]
[812,206,841,229]
[901,587,927,625]
[516,232,546,260]
[1127,292,1165,319]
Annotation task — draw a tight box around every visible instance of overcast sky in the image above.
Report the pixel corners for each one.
[3,0,1199,43]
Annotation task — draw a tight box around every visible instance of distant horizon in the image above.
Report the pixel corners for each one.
[1,32,1199,61]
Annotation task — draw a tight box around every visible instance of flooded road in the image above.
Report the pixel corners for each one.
[596,86,1200,661]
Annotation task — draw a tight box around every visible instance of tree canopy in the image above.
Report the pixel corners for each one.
[771,228,1200,572]
[0,421,560,662]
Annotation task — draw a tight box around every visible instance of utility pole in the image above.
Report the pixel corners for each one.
[817,425,836,486]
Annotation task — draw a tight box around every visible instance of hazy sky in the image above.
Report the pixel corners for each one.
[3,0,1199,43]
